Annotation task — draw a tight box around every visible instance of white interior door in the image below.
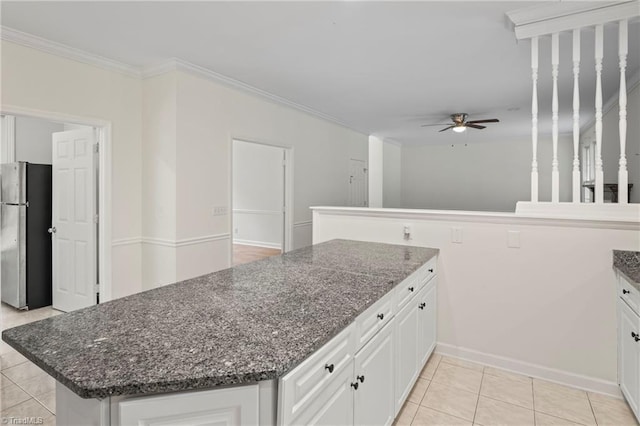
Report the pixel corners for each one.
[52,129,97,312]
[349,159,368,207]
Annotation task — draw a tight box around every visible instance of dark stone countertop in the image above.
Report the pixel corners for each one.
[614,250,640,289]
[2,239,437,399]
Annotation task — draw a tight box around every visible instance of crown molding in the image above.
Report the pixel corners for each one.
[1,27,365,135]
[142,58,365,135]
[1,26,141,77]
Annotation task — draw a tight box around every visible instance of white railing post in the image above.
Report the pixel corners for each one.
[594,24,604,204]
[618,19,628,204]
[531,36,539,202]
[572,29,581,203]
[551,33,560,202]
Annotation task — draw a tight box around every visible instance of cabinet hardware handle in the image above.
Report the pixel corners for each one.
[428,268,434,273]
[324,363,334,373]
[408,287,414,292]
[419,303,426,310]
[623,289,631,294]
[351,382,359,390]
[357,375,365,383]
[377,313,384,320]
[632,332,640,342]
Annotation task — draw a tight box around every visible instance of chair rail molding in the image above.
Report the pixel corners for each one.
[141,234,231,248]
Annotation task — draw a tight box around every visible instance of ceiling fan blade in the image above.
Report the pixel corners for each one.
[466,124,486,129]
[421,123,450,127]
[438,126,455,132]
[467,118,499,124]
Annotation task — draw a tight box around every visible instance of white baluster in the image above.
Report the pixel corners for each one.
[531,36,539,202]
[572,29,581,203]
[594,24,604,204]
[551,33,560,203]
[618,19,628,204]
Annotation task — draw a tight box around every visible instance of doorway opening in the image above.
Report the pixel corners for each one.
[0,111,107,315]
[231,139,291,266]
[349,158,368,207]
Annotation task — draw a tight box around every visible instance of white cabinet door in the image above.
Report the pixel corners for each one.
[292,364,354,426]
[417,283,437,368]
[394,297,419,414]
[619,299,640,417]
[354,321,395,426]
[118,385,259,426]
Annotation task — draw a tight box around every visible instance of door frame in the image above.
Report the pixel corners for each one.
[1,105,113,303]
[229,137,293,264]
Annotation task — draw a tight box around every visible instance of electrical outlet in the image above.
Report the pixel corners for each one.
[451,227,463,244]
[403,224,411,240]
[507,230,521,248]
[212,206,228,216]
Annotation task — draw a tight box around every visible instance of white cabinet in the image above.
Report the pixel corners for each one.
[393,279,437,414]
[417,283,437,367]
[619,296,640,419]
[292,364,354,426]
[353,322,395,426]
[118,384,259,426]
[279,256,438,425]
[279,324,355,425]
[394,294,420,414]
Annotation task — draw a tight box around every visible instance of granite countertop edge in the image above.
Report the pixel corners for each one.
[613,249,640,290]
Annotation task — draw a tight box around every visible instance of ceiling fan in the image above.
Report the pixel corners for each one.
[421,113,499,133]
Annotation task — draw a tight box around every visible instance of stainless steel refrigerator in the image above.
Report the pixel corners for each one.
[1,162,52,309]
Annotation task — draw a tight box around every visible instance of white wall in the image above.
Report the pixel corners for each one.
[368,135,384,208]
[138,69,368,288]
[400,136,574,212]
[141,72,177,288]
[383,141,402,208]
[14,116,63,164]
[1,40,143,300]
[313,207,640,396]
[232,140,284,249]
[582,83,640,203]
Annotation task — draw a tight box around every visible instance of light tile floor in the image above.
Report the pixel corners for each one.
[1,303,59,426]
[2,303,638,426]
[395,354,640,426]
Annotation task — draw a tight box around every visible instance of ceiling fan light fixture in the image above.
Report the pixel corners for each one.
[452,126,466,133]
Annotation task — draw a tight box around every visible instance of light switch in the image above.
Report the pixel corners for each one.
[451,227,463,244]
[507,230,521,248]
[212,206,228,216]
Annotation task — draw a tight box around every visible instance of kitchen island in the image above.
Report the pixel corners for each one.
[614,250,640,424]
[2,239,438,425]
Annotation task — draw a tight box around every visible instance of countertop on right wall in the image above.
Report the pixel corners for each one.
[614,250,640,286]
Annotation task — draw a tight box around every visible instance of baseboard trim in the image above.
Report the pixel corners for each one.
[435,342,622,398]
[233,239,282,250]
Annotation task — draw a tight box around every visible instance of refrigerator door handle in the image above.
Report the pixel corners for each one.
[0,201,29,207]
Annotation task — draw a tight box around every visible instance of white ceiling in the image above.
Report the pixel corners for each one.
[1,1,638,145]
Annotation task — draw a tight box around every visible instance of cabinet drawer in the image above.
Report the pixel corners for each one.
[395,257,436,312]
[414,257,437,285]
[355,290,394,350]
[618,273,640,316]
[279,324,356,425]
